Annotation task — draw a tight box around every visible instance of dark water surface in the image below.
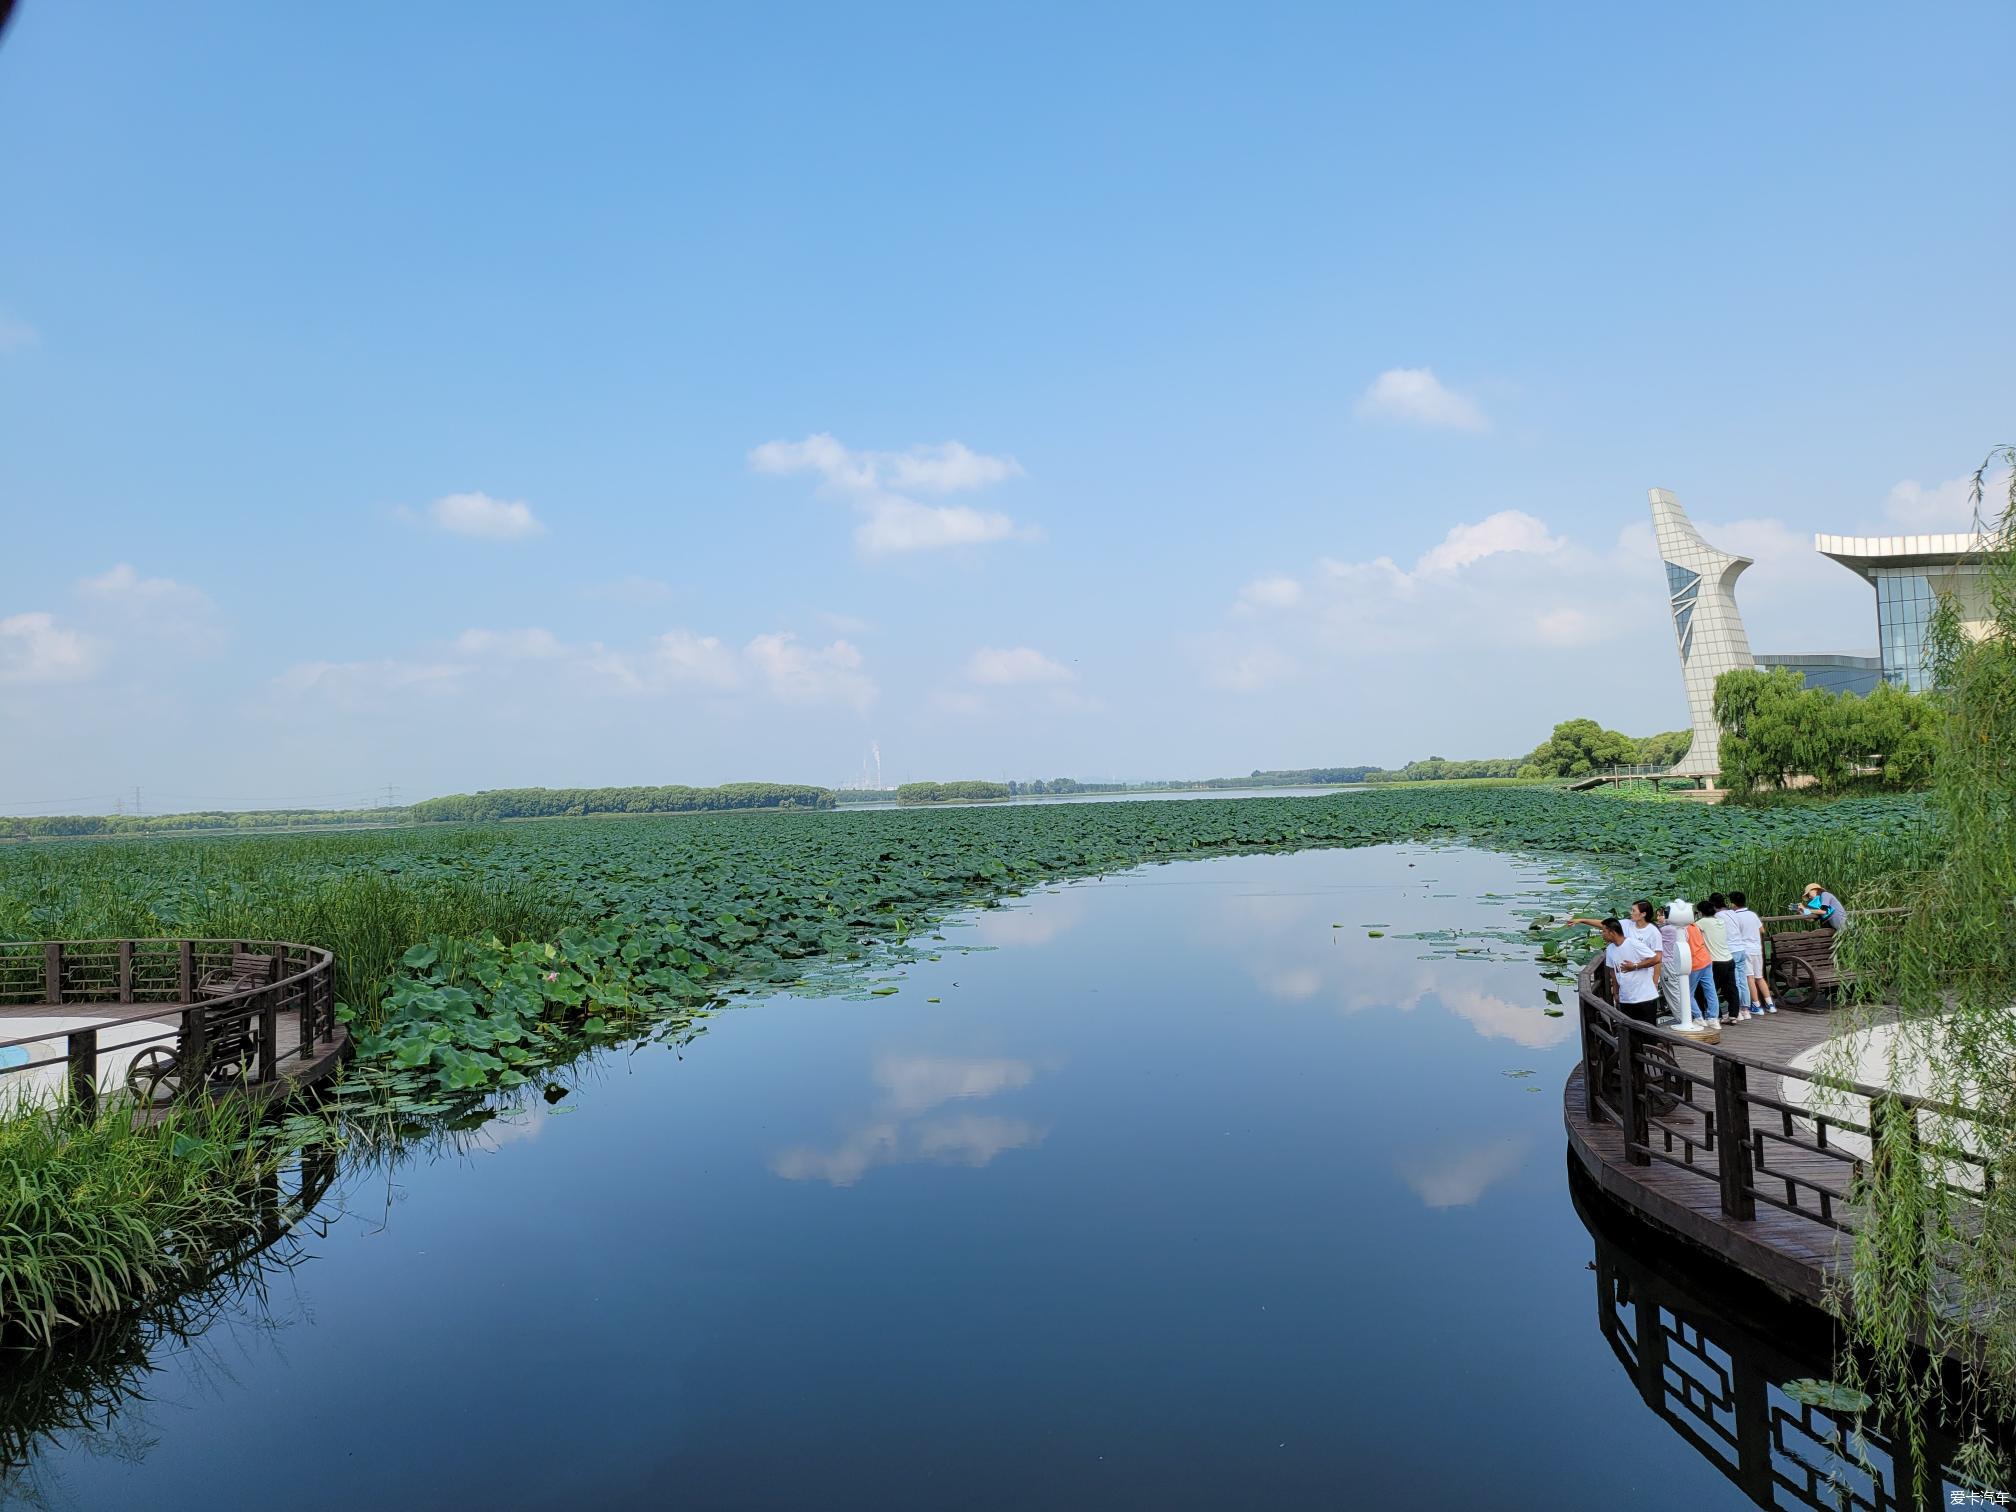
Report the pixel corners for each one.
[8,845,1792,1509]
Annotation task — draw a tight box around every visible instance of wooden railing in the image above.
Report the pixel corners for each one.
[0,939,337,1114]
[1576,958,1990,1239]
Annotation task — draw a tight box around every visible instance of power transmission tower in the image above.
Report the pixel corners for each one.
[381,783,400,809]
[132,786,143,817]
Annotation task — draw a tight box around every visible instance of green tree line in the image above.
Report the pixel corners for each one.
[405,783,835,822]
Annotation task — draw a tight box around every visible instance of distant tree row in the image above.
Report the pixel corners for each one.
[1007,778,1131,795]
[405,783,834,822]
[894,781,1013,804]
[5,807,405,840]
[1712,669,1938,796]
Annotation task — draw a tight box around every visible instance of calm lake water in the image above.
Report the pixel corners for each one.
[5,844,1804,1509]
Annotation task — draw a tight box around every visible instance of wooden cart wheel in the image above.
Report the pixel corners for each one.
[125,1047,180,1105]
[1598,1037,1685,1118]
[1772,954,1820,1011]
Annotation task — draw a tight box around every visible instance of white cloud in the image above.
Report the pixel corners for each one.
[77,564,225,652]
[749,431,1033,555]
[1204,507,1635,688]
[1885,466,2016,531]
[426,492,546,541]
[1354,367,1489,432]
[1237,575,1304,611]
[856,497,1018,554]
[745,632,876,712]
[455,627,564,659]
[750,434,1024,494]
[1415,510,1559,574]
[0,612,97,685]
[586,630,743,695]
[0,311,38,353]
[965,646,1073,685]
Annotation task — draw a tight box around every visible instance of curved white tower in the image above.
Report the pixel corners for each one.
[1649,488,1757,778]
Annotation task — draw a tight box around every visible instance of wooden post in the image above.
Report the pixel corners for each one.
[67,1028,97,1117]
[178,939,194,1002]
[1713,1057,1757,1220]
[259,985,278,1084]
[1617,1022,1650,1166]
[117,939,134,1004]
[43,941,62,1004]
[181,1000,208,1094]
[1580,997,1601,1124]
[298,953,317,1054]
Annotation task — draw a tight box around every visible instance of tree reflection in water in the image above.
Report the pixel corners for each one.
[0,1147,338,1493]
[1572,1157,2008,1511]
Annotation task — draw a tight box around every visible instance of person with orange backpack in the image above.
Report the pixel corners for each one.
[1668,898,1721,1030]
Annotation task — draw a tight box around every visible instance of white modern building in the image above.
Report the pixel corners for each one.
[1649,488,1757,778]
[1647,491,1998,780]
[1816,532,1995,692]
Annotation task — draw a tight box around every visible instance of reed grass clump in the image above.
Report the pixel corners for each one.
[0,828,571,1024]
[0,1097,282,1348]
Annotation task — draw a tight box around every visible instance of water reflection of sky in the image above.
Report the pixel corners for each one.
[771,1052,1049,1185]
[13,842,1751,1512]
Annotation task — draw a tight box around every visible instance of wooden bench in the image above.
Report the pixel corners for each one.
[1760,908,1907,1011]
[127,950,279,1102]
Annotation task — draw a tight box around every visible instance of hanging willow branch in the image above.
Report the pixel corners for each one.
[1827,445,2016,1495]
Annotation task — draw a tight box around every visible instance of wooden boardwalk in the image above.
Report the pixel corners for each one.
[1564,969,1918,1310]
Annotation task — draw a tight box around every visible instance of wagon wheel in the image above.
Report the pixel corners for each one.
[1598,1037,1685,1118]
[125,1047,180,1105]
[1771,954,1821,1011]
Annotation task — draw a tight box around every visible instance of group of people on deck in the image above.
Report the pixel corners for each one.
[1571,884,1848,1037]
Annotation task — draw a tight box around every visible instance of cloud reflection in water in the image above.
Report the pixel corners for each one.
[1397,1133,1534,1208]
[771,1052,1049,1187]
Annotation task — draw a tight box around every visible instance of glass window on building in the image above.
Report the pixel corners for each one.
[1873,570,1936,691]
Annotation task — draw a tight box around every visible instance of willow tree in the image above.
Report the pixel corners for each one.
[1833,445,2016,1490]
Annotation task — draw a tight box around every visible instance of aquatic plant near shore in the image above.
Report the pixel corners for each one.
[0,1096,281,1348]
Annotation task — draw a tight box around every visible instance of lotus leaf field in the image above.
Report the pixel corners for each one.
[0,786,1934,1105]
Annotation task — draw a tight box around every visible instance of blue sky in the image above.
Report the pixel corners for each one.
[3,2,2012,810]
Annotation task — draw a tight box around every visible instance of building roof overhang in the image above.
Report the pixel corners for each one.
[1815,531,1992,581]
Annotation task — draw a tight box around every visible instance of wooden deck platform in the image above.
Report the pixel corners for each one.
[1564,1016,1856,1306]
[1563,967,1927,1312]
[0,939,351,1117]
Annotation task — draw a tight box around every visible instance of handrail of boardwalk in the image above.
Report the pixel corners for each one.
[0,939,337,1114]
[1574,957,1992,1239]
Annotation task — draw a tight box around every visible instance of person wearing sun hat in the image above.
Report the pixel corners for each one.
[1800,883,1849,932]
